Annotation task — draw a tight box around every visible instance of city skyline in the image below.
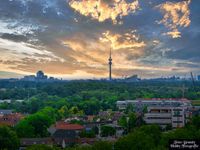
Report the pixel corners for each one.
[0,0,200,79]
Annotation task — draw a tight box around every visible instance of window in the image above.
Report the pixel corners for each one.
[173,115,182,117]
[147,117,171,119]
[173,121,183,123]
[173,109,182,111]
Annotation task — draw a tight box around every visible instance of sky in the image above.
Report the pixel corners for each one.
[0,0,199,79]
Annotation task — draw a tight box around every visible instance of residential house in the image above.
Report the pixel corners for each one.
[48,121,84,147]
[0,113,24,126]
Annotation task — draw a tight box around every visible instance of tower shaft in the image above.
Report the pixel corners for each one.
[108,49,112,81]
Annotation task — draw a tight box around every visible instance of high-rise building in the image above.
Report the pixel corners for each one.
[108,49,112,81]
[36,71,47,80]
[36,71,44,78]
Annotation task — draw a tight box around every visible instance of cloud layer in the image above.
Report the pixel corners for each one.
[157,0,191,38]
[100,30,145,50]
[69,0,139,24]
[0,0,199,79]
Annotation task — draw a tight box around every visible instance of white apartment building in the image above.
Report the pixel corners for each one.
[144,106,191,128]
[116,98,192,128]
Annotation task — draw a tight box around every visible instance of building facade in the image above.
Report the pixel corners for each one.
[48,121,84,147]
[143,106,190,128]
[198,75,200,81]
[116,98,191,112]
[116,98,192,128]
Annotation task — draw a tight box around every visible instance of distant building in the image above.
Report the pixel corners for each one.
[116,98,191,112]
[189,106,200,116]
[146,76,181,82]
[198,75,200,81]
[21,71,58,82]
[0,113,24,126]
[22,75,36,81]
[124,75,140,82]
[116,99,192,128]
[36,70,47,80]
[0,109,13,115]
[144,106,190,128]
[48,121,84,147]
[0,100,11,104]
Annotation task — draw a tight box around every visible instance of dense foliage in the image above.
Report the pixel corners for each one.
[0,80,200,149]
[0,80,200,101]
[15,107,56,138]
[0,126,19,150]
[0,80,200,116]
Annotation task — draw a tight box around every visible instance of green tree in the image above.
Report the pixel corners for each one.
[58,105,69,119]
[80,130,95,138]
[69,106,84,116]
[100,126,116,137]
[160,127,197,148]
[127,113,137,132]
[137,125,161,146]
[26,145,57,150]
[191,116,200,129]
[15,107,55,138]
[118,115,128,128]
[0,126,20,150]
[78,99,100,115]
[15,119,35,137]
[125,104,135,113]
[115,130,155,150]
[92,141,112,150]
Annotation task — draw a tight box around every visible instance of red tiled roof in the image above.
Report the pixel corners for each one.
[0,113,24,126]
[55,122,84,130]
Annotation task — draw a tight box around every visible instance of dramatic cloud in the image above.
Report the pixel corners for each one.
[0,38,65,73]
[0,0,200,79]
[99,30,146,50]
[68,0,139,24]
[157,0,191,38]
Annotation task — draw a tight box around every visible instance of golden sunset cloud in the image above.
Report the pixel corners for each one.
[68,0,139,24]
[99,30,146,50]
[157,0,191,38]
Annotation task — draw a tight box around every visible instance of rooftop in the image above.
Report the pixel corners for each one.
[0,113,24,126]
[117,98,191,103]
[54,121,84,130]
[0,109,13,115]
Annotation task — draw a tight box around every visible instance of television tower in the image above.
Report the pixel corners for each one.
[108,48,112,81]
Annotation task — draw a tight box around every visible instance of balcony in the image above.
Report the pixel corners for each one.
[144,118,171,124]
[144,113,171,118]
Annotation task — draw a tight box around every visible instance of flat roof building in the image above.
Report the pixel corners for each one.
[144,106,191,128]
[116,98,191,112]
[116,98,192,128]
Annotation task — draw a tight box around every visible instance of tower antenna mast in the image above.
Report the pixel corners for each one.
[108,48,112,81]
